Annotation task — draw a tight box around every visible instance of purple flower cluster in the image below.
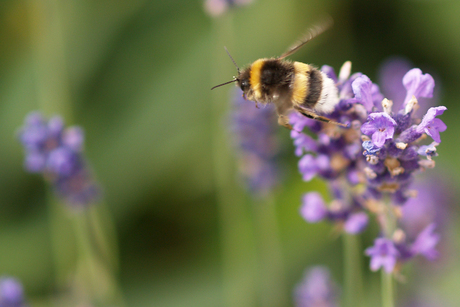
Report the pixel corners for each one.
[204,0,253,17]
[293,61,447,272]
[18,112,100,208]
[0,277,26,307]
[294,266,339,307]
[231,89,280,197]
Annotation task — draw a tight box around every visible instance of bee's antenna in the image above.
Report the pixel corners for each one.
[224,46,240,74]
[211,77,238,90]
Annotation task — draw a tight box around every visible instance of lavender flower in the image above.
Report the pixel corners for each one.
[365,238,400,273]
[403,69,435,106]
[343,212,369,234]
[0,277,26,307]
[300,192,328,223]
[379,57,441,115]
[290,61,447,272]
[400,177,450,241]
[294,266,339,307]
[18,112,100,208]
[415,106,447,143]
[409,224,440,260]
[204,0,253,17]
[361,112,397,148]
[230,89,280,197]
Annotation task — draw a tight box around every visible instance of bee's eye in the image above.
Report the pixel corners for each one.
[241,80,249,90]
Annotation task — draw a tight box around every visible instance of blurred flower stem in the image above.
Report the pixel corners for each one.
[382,269,394,307]
[73,206,123,306]
[381,202,396,307]
[27,0,123,305]
[211,15,258,307]
[253,195,288,307]
[343,234,364,307]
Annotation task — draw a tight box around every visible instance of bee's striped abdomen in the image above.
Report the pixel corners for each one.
[304,69,323,109]
[291,61,338,114]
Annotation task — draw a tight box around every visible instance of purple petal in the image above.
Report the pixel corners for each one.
[62,127,85,152]
[362,113,397,148]
[417,106,447,131]
[416,107,447,142]
[403,68,435,105]
[0,277,24,305]
[372,131,387,148]
[292,133,317,157]
[344,212,369,234]
[365,238,399,273]
[316,154,330,171]
[352,75,374,111]
[298,154,317,181]
[382,256,397,273]
[370,256,385,272]
[24,151,46,173]
[410,224,440,261]
[294,266,339,307]
[360,121,377,136]
[300,192,328,223]
[48,116,64,137]
[321,65,337,83]
[425,127,441,143]
[417,143,438,157]
[47,147,80,177]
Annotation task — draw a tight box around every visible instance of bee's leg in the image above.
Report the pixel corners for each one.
[274,102,294,130]
[277,114,293,130]
[294,106,348,128]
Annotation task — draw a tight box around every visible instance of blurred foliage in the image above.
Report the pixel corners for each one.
[0,0,460,306]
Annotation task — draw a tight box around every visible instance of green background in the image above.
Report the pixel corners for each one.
[0,0,459,306]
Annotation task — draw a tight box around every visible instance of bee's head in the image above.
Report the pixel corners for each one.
[237,68,251,95]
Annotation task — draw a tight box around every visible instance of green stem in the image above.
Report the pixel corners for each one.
[381,269,394,307]
[27,0,73,120]
[47,193,76,287]
[88,203,121,272]
[381,201,397,307]
[72,211,124,306]
[211,14,257,307]
[253,195,288,307]
[343,233,364,307]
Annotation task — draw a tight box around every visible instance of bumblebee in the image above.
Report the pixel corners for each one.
[212,19,347,129]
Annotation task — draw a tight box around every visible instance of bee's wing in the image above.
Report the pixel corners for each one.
[278,17,333,60]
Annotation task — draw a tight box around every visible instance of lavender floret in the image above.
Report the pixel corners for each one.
[230,89,280,198]
[0,277,26,307]
[18,112,100,208]
[294,266,339,307]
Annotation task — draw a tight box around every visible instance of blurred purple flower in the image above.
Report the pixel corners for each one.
[0,277,25,307]
[365,238,400,273]
[294,266,339,307]
[18,112,100,208]
[300,192,328,223]
[344,212,369,234]
[204,0,253,17]
[410,224,440,261]
[231,88,280,198]
[378,57,413,110]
